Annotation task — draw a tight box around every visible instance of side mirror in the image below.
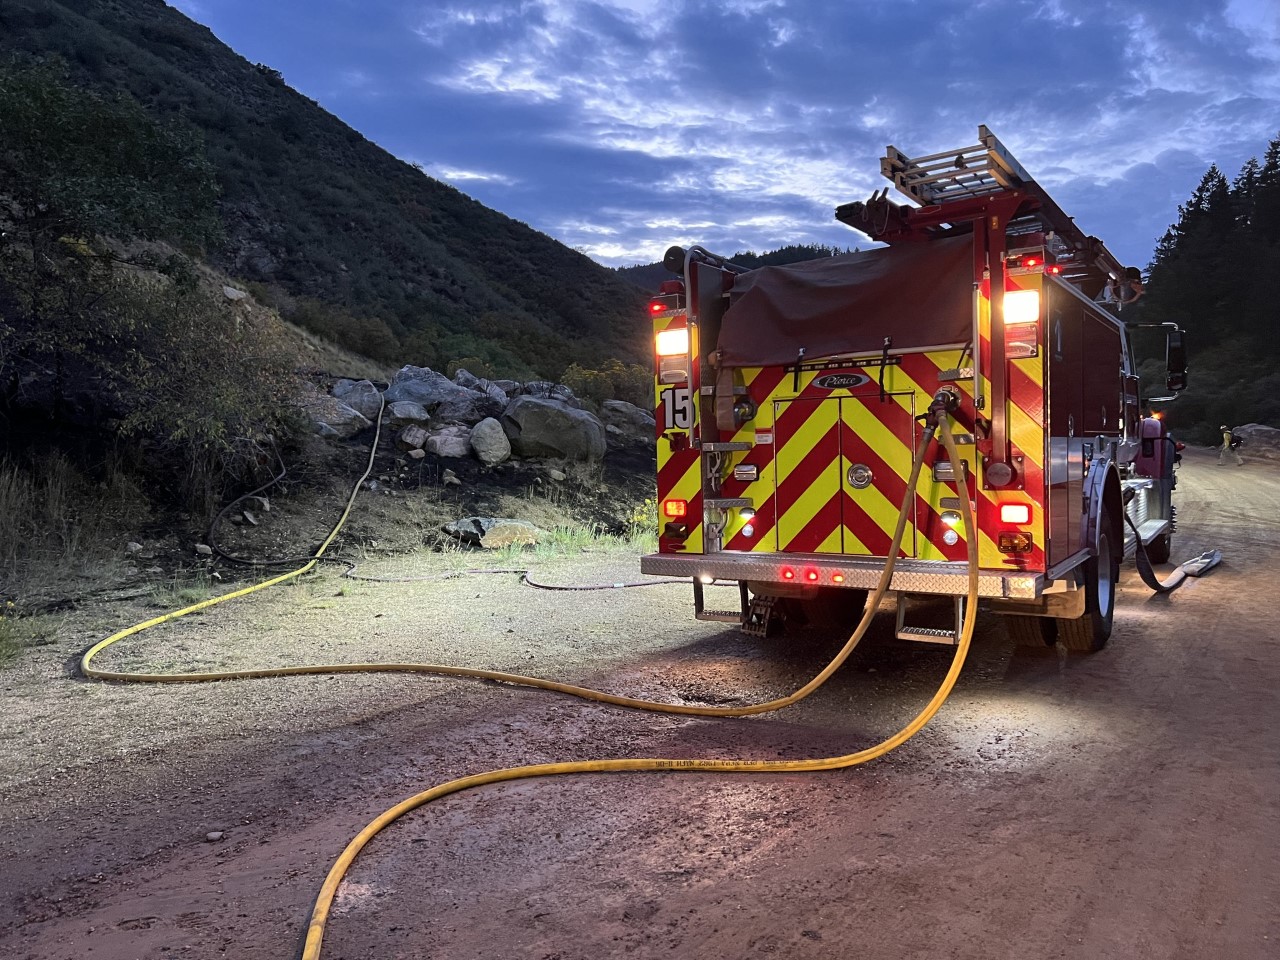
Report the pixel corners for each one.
[1166,329,1188,393]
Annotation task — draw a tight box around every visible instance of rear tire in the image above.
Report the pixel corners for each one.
[1006,614,1056,648]
[1057,507,1119,653]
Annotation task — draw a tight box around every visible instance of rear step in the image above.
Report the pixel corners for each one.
[693,579,750,626]
[895,593,965,645]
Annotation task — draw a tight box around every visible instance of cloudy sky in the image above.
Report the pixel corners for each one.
[172,0,1280,270]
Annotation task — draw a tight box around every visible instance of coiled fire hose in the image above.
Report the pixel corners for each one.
[78,390,978,960]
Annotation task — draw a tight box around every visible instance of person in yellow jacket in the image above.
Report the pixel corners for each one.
[1218,425,1243,465]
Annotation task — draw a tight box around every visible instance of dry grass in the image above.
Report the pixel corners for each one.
[0,452,144,608]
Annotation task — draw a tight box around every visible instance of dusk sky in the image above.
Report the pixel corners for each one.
[171,0,1280,271]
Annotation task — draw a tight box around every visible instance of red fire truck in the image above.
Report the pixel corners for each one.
[640,126,1187,652]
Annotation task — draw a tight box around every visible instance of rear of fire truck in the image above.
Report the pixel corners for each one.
[640,126,1188,652]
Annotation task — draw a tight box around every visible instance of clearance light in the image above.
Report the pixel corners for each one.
[832,573,845,584]
[663,499,688,519]
[1000,503,1032,525]
[998,531,1034,554]
[804,569,819,582]
[1046,264,1062,275]
[655,327,689,356]
[781,567,795,581]
[1004,289,1040,325]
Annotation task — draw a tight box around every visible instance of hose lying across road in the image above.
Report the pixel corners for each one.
[78,391,979,960]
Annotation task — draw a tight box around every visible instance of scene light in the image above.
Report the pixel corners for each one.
[999,503,1032,525]
[1004,290,1040,325]
[656,327,689,356]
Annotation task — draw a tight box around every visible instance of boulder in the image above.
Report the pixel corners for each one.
[332,379,383,421]
[314,401,371,439]
[396,424,429,451]
[453,368,510,405]
[442,517,545,549]
[385,366,503,424]
[521,380,585,409]
[470,417,512,465]
[427,433,472,458]
[1235,423,1280,460]
[387,400,430,427]
[600,399,656,440]
[501,395,606,461]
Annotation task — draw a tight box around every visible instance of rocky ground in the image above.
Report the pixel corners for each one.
[0,446,1277,960]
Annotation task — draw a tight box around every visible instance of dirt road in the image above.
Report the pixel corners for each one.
[2,446,1277,959]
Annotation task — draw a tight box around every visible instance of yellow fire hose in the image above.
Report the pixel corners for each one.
[78,392,978,960]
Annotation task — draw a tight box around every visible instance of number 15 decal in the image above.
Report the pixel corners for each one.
[662,387,693,430]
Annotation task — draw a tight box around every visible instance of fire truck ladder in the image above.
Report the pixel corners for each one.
[881,124,1033,207]
[872,124,1126,286]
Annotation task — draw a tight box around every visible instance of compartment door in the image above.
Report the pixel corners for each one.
[838,391,919,559]
[772,398,843,553]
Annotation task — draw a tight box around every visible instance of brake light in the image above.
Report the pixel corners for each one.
[662,499,687,518]
[1000,503,1031,525]
[781,567,795,581]
[804,568,819,582]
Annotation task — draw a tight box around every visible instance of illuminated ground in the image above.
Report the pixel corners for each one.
[1,447,1276,959]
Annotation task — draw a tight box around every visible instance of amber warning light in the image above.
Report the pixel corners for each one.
[662,499,688,519]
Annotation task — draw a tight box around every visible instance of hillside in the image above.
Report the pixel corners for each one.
[0,0,648,379]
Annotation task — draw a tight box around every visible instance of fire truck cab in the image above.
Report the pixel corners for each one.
[640,126,1188,652]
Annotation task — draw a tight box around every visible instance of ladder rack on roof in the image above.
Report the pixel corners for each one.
[882,124,1033,207]
[838,125,1126,292]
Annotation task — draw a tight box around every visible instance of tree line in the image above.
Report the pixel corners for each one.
[1138,132,1280,442]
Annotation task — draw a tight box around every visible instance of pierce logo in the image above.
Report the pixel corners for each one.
[813,373,870,390]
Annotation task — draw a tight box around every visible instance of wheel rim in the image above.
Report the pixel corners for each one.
[1097,531,1114,616]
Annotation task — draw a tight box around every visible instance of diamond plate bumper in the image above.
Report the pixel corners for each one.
[641,551,1043,600]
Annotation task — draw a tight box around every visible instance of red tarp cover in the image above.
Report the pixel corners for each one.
[716,234,974,368]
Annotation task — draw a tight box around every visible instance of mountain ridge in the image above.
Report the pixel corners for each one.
[0,0,648,378]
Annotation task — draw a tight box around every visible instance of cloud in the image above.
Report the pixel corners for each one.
[183,0,1280,268]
